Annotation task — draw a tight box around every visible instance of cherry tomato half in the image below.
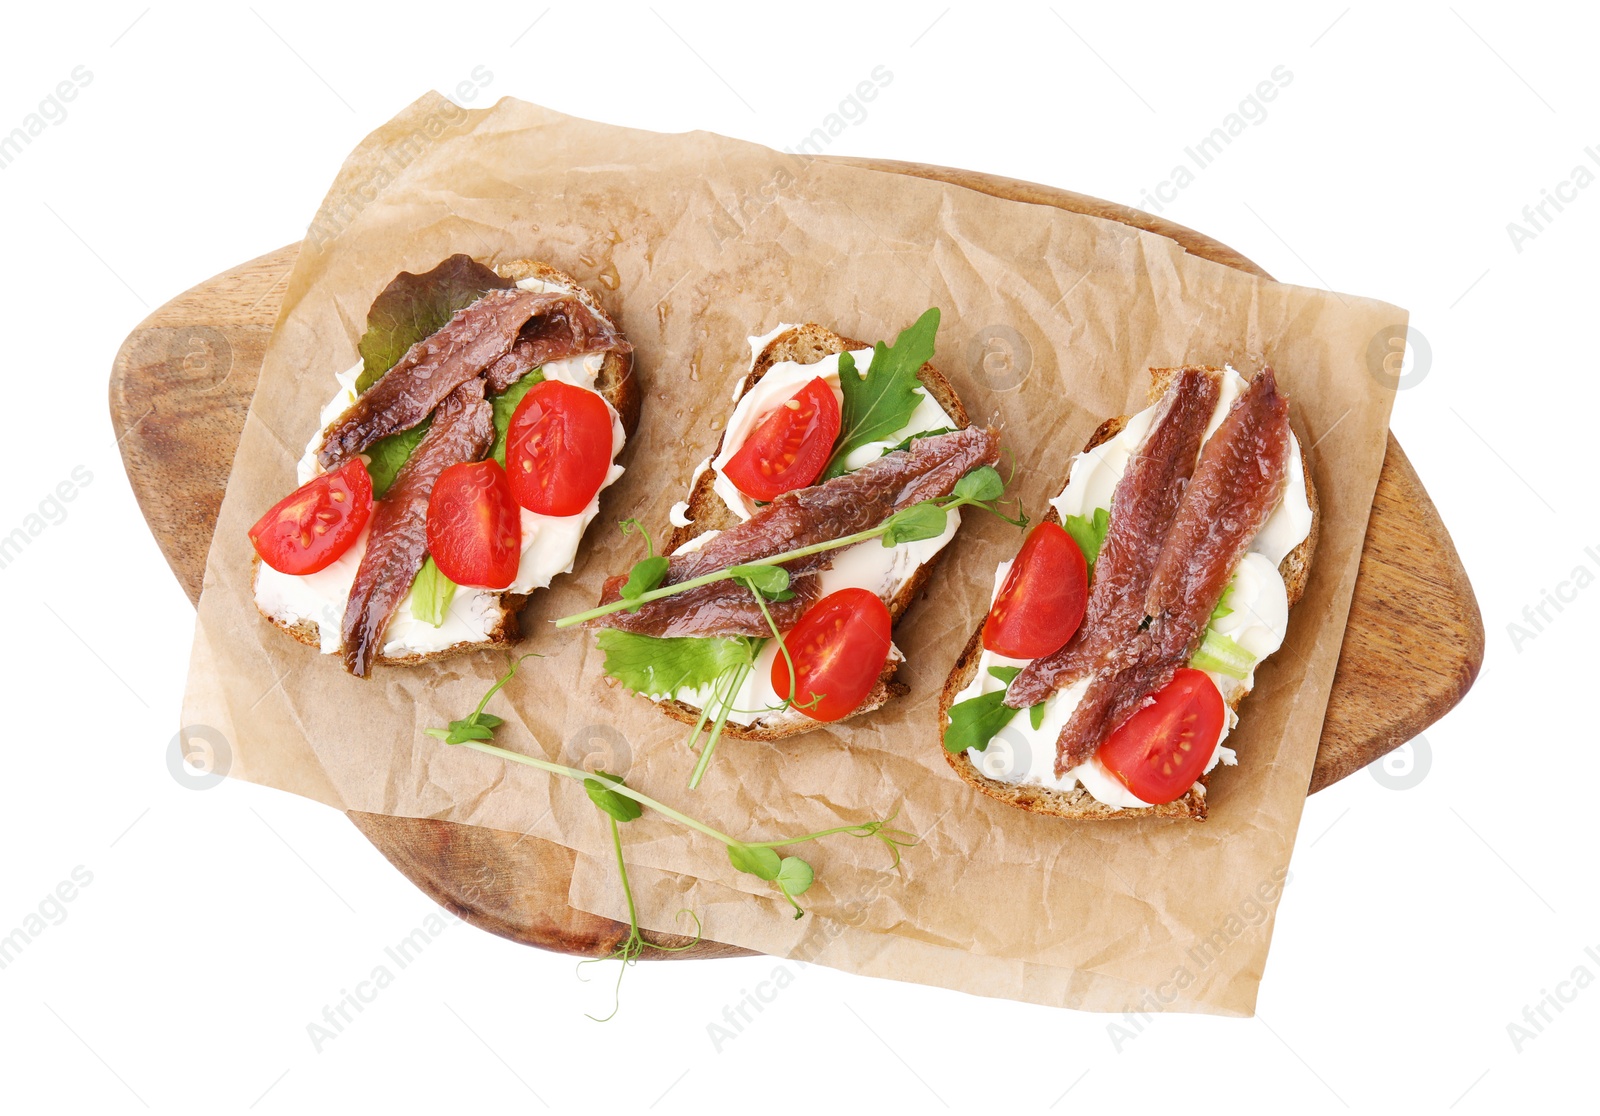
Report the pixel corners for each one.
[722,376,842,502]
[248,458,373,575]
[772,587,893,722]
[506,380,615,516]
[426,460,522,589]
[1096,668,1226,805]
[981,521,1088,659]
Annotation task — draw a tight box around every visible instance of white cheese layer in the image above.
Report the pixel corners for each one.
[665,326,963,727]
[253,275,625,659]
[710,330,957,521]
[952,367,1310,807]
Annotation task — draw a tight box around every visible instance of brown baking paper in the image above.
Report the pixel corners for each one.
[183,93,1404,1015]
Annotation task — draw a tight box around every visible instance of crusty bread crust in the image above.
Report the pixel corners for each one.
[940,366,1319,821]
[252,258,636,668]
[651,323,971,741]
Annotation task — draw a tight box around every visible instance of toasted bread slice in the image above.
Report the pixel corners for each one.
[253,258,638,667]
[648,323,971,741]
[940,366,1319,820]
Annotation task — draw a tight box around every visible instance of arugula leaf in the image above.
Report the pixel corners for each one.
[490,369,545,467]
[820,308,940,480]
[727,844,782,880]
[1029,702,1046,731]
[1191,628,1256,680]
[365,420,429,499]
[596,629,755,698]
[1063,506,1111,573]
[585,771,644,823]
[879,426,954,456]
[943,666,1023,753]
[356,254,513,393]
[409,557,456,627]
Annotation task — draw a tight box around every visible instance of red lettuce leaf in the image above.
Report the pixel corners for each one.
[355,254,513,392]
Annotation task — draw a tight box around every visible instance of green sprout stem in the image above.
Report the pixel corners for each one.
[748,578,802,711]
[744,818,918,867]
[558,475,1026,630]
[687,659,751,790]
[454,739,743,845]
[611,816,639,930]
[451,738,913,873]
[554,523,893,628]
[580,815,701,1022]
[682,577,820,791]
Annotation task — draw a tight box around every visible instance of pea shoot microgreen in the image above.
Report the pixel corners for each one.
[556,464,1027,630]
[618,518,670,608]
[682,568,823,790]
[577,771,702,1022]
[428,657,916,1016]
[422,653,536,744]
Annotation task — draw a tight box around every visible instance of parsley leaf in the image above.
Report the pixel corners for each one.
[820,308,940,480]
[1063,506,1111,573]
[596,630,755,698]
[943,666,1023,753]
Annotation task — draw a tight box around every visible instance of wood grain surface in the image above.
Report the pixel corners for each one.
[110,161,1483,958]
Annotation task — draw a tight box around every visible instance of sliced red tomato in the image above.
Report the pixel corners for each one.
[426,460,522,589]
[981,521,1088,659]
[248,458,373,575]
[1096,668,1226,805]
[722,377,841,502]
[771,587,892,722]
[506,380,615,516]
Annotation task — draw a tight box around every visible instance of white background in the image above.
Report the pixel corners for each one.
[1,3,1593,1112]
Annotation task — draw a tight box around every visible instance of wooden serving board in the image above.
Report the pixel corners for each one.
[112,160,1483,959]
